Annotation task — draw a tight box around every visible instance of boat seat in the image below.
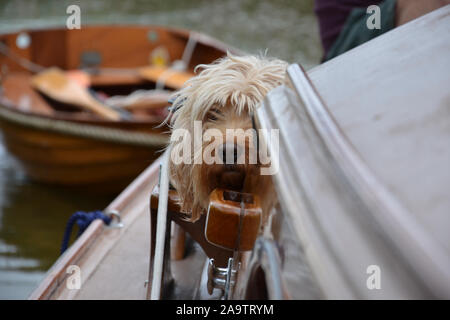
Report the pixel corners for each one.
[138,65,194,89]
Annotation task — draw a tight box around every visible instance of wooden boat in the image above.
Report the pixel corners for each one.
[0,25,230,193]
[29,6,450,299]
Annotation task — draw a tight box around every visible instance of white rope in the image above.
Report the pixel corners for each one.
[181,32,198,68]
[155,32,198,90]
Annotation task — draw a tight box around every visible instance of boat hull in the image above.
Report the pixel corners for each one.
[0,118,162,193]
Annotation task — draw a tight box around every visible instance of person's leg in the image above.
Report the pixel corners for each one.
[396,0,449,26]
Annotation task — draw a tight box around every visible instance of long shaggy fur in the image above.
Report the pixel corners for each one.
[168,53,287,222]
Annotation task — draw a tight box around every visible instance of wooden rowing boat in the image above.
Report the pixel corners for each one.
[0,25,230,193]
[29,6,450,299]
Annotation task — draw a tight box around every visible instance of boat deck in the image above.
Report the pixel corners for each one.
[72,190,150,300]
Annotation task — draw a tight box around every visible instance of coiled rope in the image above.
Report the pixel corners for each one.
[60,210,112,254]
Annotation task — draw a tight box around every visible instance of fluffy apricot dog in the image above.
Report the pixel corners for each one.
[167,53,287,223]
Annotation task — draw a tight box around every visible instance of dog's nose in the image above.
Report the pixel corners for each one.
[219,143,241,164]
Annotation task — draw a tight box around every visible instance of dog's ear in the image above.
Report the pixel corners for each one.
[170,158,205,222]
[169,156,195,216]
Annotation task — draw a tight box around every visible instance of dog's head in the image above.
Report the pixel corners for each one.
[167,53,287,221]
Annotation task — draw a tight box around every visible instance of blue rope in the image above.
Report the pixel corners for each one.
[60,211,111,255]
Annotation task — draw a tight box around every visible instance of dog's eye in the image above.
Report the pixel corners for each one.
[206,108,223,121]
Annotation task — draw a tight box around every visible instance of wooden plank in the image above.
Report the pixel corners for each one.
[64,26,187,69]
[139,65,193,89]
[30,29,67,69]
[89,71,144,86]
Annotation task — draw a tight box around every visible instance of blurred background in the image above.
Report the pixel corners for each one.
[0,0,321,299]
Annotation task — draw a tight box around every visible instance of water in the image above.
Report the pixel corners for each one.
[0,137,113,299]
[0,0,321,299]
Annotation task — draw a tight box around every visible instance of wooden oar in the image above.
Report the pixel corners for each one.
[31,68,121,121]
[138,65,193,90]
